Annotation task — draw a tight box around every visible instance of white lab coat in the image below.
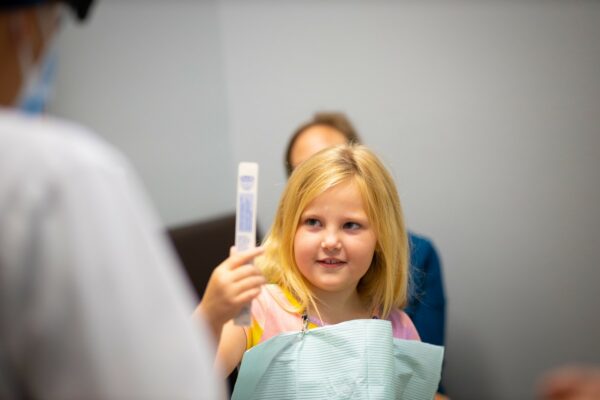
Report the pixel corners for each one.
[0,109,224,399]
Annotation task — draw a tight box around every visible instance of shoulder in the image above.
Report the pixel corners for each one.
[0,112,149,225]
[0,111,130,183]
[247,285,302,348]
[251,284,296,318]
[408,230,436,256]
[252,284,283,311]
[408,230,441,270]
[388,309,421,341]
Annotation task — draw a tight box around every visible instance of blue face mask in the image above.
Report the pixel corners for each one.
[16,7,61,115]
[17,39,59,115]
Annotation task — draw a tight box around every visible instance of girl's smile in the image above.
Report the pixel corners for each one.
[317,257,346,268]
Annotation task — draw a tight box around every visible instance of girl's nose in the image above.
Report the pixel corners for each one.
[321,231,342,250]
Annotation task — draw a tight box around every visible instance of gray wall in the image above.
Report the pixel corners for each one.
[52,1,234,226]
[52,1,600,399]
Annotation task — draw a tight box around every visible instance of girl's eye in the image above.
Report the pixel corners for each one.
[344,222,361,230]
[305,218,321,227]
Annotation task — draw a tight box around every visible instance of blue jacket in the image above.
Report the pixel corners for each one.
[405,232,446,348]
[405,232,446,392]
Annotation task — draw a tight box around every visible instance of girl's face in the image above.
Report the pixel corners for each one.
[293,180,377,298]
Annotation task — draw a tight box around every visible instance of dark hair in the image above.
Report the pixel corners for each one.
[284,111,362,176]
[1,0,94,21]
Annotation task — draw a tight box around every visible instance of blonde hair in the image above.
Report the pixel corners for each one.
[258,144,409,319]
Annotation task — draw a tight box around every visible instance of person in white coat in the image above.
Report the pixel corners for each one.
[0,1,229,398]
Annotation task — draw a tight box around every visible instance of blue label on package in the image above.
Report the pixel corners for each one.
[238,193,254,233]
[240,175,255,191]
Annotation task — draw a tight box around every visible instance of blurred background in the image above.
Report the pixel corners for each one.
[50,1,600,399]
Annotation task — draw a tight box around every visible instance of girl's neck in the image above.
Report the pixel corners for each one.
[308,288,372,325]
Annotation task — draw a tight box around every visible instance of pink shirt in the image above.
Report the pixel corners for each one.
[245,284,420,349]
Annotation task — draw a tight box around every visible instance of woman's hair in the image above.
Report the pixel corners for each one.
[284,112,362,177]
[258,143,409,319]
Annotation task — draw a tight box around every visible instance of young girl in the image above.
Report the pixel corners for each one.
[197,144,432,394]
[200,145,419,366]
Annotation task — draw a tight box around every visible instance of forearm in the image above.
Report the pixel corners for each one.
[193,302,225,344]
